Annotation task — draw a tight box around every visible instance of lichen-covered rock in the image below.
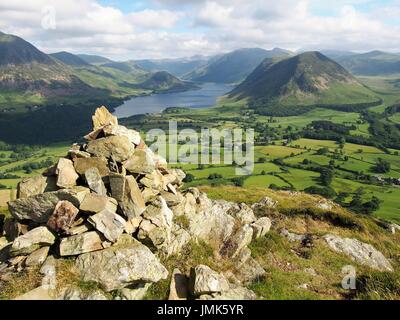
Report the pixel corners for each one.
[120,176,146,218]
[137,197,173,250]
[123,149,155,174]
[85,167,107,196]
[190,265,230,296]
[88,209,126,243]
[17,176,57,199]
[323,234,393,272]
[25,246,49,267]
[10,227,55,256]
[220,224,253,258]
[73,157,109,177]
[75,241,168,291]
[8,187,89,223]
[59,231,106,256]
[80,193,117,214]
[86,136,135,163]
[251,217,272,239]
[103,124,141,146]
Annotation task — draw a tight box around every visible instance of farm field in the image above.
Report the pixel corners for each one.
[0,136,399,223]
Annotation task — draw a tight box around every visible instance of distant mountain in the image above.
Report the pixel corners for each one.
[0,31,197,111]
[185,48,292,84]
[98,61,148,75]
[136,71,197,92]
[334,51,400,75]
[229,51,380,115]
[134,56,210,77]
[77,54,113,65]
[50,51,89,67]
[0,31,53,66]
[319,50,355,59]
[0,31,99,105]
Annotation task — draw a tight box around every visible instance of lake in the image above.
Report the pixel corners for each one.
[113,82,233,118]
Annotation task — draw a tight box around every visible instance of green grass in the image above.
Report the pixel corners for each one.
[243,175,289,188]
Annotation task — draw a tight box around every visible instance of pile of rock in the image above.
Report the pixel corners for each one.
[0,106,271,300]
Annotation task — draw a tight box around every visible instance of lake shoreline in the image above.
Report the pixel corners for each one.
[112,82,233,119]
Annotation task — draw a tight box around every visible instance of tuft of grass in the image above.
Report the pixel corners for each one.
[0,266,42,300]
[174,215,190,230]
[356,271,400,300]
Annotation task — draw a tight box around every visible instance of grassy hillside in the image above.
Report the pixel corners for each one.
[228,51,380,115]
[335,51,400,76]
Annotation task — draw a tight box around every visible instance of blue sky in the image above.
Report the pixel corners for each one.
[0,0,399,59]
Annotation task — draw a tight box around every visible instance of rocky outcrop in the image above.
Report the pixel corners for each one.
[323,234,393,272]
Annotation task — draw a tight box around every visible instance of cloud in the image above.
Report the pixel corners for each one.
[0,0,399,60]
[128,9,183,29]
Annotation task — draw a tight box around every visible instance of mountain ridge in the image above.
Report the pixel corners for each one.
[228,51,380,115]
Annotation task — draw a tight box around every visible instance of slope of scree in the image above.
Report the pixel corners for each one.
[0,106,398,300]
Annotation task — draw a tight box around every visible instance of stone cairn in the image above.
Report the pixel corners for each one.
[0,106,273,300]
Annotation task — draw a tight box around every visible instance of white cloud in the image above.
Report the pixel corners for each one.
[128,9,183,29]
[0,0,399,60]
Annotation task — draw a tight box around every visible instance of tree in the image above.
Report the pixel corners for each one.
[258,157,267,163]
[372,158,391,173]
[183,173,195,183]
[231,177,245,187]
[316,147,329,155]
[362,196,381,215]
[320,168,333,186]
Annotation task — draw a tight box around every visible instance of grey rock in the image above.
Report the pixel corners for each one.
[17,176,57,199]
[14,286,54,300]
[92,106,118,130]
[10,227,55,256]
[220,224,253,258]
[169,268,188,300]
[251,217,272,239]
[280,228,306,242]
[109,173,125,202]
[123,149,155,174]
[67,223,92,236]
[56,158,79,188]
[8,187,89,223]
[120,176,146,218]
[76,241,168,291]
[228,203,256,224]
[88,209,126,243]
[103,124,141,146]
[323,234,393,272]
[73,157,109,177]
[190,265,230,296]
[140,170,165,191]
[25,246,50,267]
[80,193,117,214]
[138,197,173,250]
[85,167,107,196]
[59,231,106,256]
[86,136,135,163]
